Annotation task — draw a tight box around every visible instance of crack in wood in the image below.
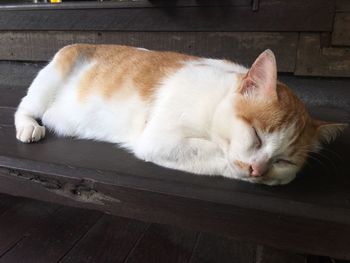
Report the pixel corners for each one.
[52,182,121,205]
[1,168,120,205]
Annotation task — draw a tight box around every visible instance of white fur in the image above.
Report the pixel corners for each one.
[15,54,297,185]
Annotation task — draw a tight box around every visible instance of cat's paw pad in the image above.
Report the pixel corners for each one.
[16,125,46,143]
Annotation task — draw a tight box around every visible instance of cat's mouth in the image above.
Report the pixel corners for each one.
[230,160,275,183]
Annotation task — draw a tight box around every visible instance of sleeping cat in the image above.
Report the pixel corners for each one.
[14,44,347,185]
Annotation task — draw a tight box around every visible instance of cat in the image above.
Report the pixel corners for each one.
[14,44,347,185]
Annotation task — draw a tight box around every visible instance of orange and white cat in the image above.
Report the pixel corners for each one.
[14,44,347,185]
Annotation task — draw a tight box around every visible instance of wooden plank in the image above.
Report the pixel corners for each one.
[1,165,350,259]
[0,0,251,10]
[278,75,350,111]
[0,87,26,108]
[256,246,306,263]
[336,0,350,12]
[0,107,15,126]
[0,31,298,72]
[295,33,350,77]
[124,224,198,263]
[0,0,333,32]
[332,13,350,46]
[0,199,59,257]
[190,233,256,263]
[0,194,24,217]
[61,215,149,263]
[0,206,101,263]
[0,61,43,88]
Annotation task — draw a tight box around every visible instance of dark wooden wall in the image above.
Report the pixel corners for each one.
[0,0,349,77]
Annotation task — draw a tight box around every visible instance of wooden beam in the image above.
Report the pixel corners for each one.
[0,61,44,88]
[0,0,334,32]
[332,13,350,46]
[336,0,350,12]
[295,33,350,77]
[0,31,298,72]
[0,0,251,10]
[0,162,350,259]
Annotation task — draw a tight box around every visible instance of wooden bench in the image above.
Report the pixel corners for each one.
[1,72,349,259]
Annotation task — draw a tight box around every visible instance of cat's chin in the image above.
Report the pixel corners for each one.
[237,174,296,186]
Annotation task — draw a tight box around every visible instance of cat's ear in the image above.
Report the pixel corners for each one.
[240,49,277,99]
[314,120,348,143]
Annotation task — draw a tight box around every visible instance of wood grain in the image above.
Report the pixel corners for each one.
[336,0,350,12]
[256,245,306,263]
[61,215,149,263]
[190,233,256,263]
[0,31,298,72]
[0,199,59,257]
[124,224,198,263]
[0,61,43,88]
[0,194,314,262]
[0,207,101,263]
[0,194,24,217]
[0,107,15,126]
[0,0,333,32]
[295,33,350,77]
[332,13,350,46]
[0,0,252,10]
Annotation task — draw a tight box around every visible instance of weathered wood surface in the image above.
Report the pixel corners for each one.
[0,0,252,10]
[0,207,101,263]
[124,224,198,263]
[336,0,350,12]
[295,33,350,77]
[190,233,256,263]
[256,246,306,263]
[0,0,334,32]
[0,199,59,257]
[1,150,350,260]
[0,31,298,72]
[0,62,43,88]
[332,13,350,46]
[0,194,319,262]
[61,215,149,263]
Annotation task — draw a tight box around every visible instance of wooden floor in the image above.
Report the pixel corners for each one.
[0,194,345,263]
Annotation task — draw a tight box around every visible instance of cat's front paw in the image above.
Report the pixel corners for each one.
[16,125,46,143]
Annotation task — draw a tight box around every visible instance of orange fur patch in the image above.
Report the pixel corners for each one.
[54,44,195,101]
[234,160,250,170]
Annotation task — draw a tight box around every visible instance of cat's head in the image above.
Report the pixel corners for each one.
[221,50,347,185]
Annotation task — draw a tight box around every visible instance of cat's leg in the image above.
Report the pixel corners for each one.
[134,133,232,177]
[15,62,62,143]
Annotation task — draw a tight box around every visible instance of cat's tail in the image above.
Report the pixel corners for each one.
[15,59,62,143]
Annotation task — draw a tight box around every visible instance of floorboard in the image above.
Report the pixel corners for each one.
[190,233,256,263]
[256,245,306,263]
[124,224,198,263]
[0,194,23,217]
[0,197,59,257]
[61,215,149,263]
[0,194,346,262]
[0,206,101,263]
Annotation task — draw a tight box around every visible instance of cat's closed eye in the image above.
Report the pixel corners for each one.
[274,159,295,166]
[252,126,262,148]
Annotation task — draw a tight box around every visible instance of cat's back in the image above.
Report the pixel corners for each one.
[54,44,197,101]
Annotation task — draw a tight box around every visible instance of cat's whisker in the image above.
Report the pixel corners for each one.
[319,147,343,162]
[312,151,339,175]
[306,154,329,172]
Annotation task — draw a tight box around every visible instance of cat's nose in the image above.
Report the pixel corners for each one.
[249,163,268,177]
